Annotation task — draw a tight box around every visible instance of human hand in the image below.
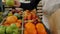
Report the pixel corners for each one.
[14,0,21,7]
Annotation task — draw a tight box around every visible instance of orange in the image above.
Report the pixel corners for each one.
[23,11,28,20]
[3,21,10,26]
[16,19,22,28]
[31,12,36,19]
[27,29,37,34]
[36,23,47,34]
[27,13,32,20]
[25,22,37,34]
[24,30,28,34]
[25,22,35,30]
[15,23,21,28]
[17,20,22,24]
[23,10,31,20]
[6,16,18,23]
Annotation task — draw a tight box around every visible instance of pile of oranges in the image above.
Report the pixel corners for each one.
[24,22,47,34]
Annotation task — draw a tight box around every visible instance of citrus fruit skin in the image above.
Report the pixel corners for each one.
[25,22,37,34]
[6,16,17,23]
[36,23,47,34]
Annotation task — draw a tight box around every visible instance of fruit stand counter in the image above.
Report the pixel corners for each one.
[0,9,50,34]
[1,0,50,34]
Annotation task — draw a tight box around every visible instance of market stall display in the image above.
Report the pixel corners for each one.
[23,10,47,34]
[0,9,48,34]
[0,0,50,34]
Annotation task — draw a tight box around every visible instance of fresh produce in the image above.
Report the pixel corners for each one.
[31,11,37,19]
[36,23,47,34]
[0,24,21,34]
[3,21,10,26]
[6,16,17,23]
[23,10,37,20]
[10,24,20,34]
[14,13,22,19]
[2,9,47,34]
[25,22,35,30]
[27,13,32,20]
[0,25,6,34]
[17,20,22,24]
[14,13,20,18]
[6,0,14,6]
[24,30,28,34]
[24,22,47,34]
[6,26,13,34]
[24,29,37,34]
[10,24,17,29]
[23,10,30,20]
[23,10,47,34]
[13,30,19,34]
[25,22,37,34]
[3,16,22,28]
[16,22,21,28]
[8,12,13,16]
[6,24,20,34]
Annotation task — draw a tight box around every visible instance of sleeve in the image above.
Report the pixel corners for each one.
[20,0,40,10]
